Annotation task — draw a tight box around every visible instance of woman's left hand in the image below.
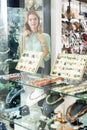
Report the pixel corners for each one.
[37,33,48,57]
[37,33,46,45]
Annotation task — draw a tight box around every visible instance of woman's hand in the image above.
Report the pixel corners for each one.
[37,33,48,57]
[37,33,46,45]
[23,28,31,37]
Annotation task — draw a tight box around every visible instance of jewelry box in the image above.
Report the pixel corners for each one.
[16,51,43,73]
[50,53,87,81]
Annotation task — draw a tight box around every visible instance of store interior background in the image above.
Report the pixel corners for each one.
[0,0,87,129]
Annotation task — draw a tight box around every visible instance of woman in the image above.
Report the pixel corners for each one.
[20,10,51,74]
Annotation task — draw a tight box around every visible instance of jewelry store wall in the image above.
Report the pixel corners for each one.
[51,0,87,65]
[50,0,87,129]
[61,0,87,54]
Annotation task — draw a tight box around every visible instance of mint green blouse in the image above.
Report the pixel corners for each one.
[24,33,51,68]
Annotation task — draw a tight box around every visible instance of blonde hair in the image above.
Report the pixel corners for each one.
[24,10,43,33]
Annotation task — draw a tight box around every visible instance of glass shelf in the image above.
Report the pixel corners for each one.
[0,72,87,99]
[0,72,87,129]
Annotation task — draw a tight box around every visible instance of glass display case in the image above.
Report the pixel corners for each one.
[0,69,87,130]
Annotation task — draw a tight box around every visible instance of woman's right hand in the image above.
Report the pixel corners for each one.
[23,29,31,37]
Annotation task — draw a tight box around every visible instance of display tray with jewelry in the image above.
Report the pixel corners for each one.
[52,82,87,96]
[51,72,87,99]
[16,50,44,73]
[50,53,87,81]
[0,72,26,81]
[0,72,65,89]
[25,76,64,87]
[49,53,87,98]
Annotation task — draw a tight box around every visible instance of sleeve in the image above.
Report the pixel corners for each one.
[43,33,51,61]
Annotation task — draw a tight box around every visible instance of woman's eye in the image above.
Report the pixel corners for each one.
[34,18,37,21]
[29,19,32,21]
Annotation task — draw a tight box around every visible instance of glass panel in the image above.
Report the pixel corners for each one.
[0,0,9,75]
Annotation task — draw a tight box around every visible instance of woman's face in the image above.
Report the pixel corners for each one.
[28,14,39,32]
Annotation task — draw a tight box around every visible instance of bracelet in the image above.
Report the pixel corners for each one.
[29,90,45,100]
[46,94,63,105]
[67,102,87,122]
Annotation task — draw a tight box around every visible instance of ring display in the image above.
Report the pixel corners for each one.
[50,53,87,81]
[16,51,43,73]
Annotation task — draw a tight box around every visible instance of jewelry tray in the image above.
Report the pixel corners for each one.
[16,50,43,73]
[50,53,87,81]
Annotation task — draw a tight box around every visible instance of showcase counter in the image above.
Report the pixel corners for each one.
[0,72,87,130]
